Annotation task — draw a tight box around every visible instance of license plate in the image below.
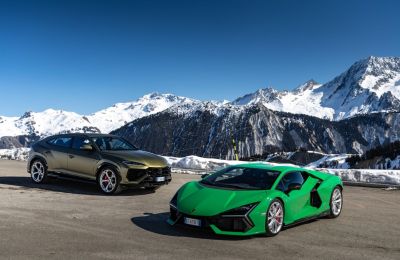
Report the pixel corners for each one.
[155,176,165,182]
[184,217,201,227]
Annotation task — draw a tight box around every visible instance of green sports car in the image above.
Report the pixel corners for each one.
[168,163,343,236]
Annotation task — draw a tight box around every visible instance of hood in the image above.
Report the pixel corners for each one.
[102,150,168,167]
[177,181,268,216]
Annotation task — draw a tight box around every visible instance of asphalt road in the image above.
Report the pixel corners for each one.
[0,160,399,260]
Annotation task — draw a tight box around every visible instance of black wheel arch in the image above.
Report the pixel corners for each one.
[274,197,285,219]
[96,163,121,181]
[29,156,48,172]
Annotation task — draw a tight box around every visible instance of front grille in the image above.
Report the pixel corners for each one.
[171,210,253,232]
[209,216,252,232]
[127,166,171,183]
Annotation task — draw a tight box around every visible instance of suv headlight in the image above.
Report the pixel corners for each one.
[122,161,145,166]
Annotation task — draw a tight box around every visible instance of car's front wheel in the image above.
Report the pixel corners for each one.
[329,186,343,218]
[265,199,284,236]
[97,167,122,195]
[30,159,48,184]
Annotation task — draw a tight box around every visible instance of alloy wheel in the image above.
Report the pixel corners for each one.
[331,188,342,216]
[99,169,117,193]
[31,161,45,183]
[267,201,284,234]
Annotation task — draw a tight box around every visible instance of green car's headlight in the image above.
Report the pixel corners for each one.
[221,203,259,216]
[122,160,145,166]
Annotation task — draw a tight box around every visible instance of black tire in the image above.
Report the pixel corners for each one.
[97,166,122,195]
[328,186,343,218]
[265,199,284,236]
[30,159,48,184]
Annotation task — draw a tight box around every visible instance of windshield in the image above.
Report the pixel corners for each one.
[92,136,138,151]
[201,167,281,190]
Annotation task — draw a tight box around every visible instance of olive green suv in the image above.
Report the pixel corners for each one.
[27,133,171,194]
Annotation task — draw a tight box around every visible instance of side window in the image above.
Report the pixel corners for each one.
[72,137,91,150]
[47,137,72,148]
[93,138,106,150]
[279,171,305,192]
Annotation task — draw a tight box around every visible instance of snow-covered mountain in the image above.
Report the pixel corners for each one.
[232,56,400,120]
[232,80,336,119]
[1,56,400,151]
[112,100,400,159]
[85,93,196,133]
[0,93,196,147]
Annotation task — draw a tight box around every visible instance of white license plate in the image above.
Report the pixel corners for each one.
[155,176,165,182]
[184,217,201,227]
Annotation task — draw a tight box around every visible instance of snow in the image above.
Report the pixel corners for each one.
[86,93,196,133]
[0,116,24,137]
[1,149,399,185]
[166,155,400,185]
[0,148,30,161]
[0,93,196,138]
[164,155,251,173]
[1,57,399,140]
[232,81,335,119]
[306,154,351,169]
[319,168,400,186]
[360,57,400,99]
[232,57,400,120]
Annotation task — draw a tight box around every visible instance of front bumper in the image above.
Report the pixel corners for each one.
[120,166,172,187]
[167,205,266,236]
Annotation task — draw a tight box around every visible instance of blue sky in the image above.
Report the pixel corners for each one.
[0,0,399,116]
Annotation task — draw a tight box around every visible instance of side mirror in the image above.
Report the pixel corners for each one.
[80,144,93,151]
[286,183,301,193]
[201,173,210,179]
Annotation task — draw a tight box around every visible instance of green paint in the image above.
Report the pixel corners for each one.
[168,163,343,236]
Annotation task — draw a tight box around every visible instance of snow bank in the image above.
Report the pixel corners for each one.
[306,154,351,169]
[165,155,296,173]
[1,149,399,185]
[318,168,400,186]
[165,155,400,185]
[164,156,250,174]
[0,148,30,161]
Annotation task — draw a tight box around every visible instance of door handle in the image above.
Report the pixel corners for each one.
[69,155,74,159]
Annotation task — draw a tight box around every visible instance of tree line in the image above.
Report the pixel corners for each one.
[346,140,400,167]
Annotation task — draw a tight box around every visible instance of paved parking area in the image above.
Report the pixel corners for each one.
[0,160,399,259]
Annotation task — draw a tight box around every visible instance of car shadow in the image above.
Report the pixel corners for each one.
[131,212,250,240]
[0,176,155,196]
[132,212,322,239]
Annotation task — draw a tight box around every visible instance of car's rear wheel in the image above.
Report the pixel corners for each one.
[329,186,343,218]
[98,167,121,195]
[265,199,284,236]
[30,159,48,184]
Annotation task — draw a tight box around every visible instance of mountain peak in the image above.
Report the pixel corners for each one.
[294,79,320,93]
[350,56,400,75]
[231,86,279,106]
